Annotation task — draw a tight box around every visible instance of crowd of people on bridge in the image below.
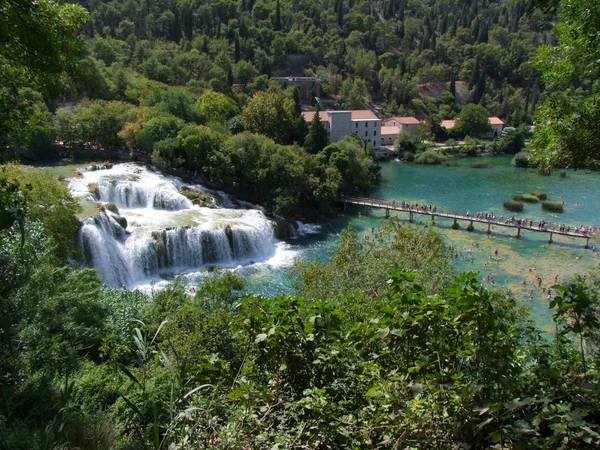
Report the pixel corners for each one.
[348,196,597,237]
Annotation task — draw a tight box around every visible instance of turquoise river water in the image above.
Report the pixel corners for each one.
[241,155,600,332]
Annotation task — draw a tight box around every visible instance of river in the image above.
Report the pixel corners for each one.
[48,155,599,332]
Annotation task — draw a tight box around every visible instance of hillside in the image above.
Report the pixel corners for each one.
[68,0,548,123]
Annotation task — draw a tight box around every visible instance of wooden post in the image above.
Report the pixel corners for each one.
[409,211,413,222]
[487,222,491,235]
[386,208,389,218]
[585,236,590,249]
[516,226,521,239]
[548,231,553,244]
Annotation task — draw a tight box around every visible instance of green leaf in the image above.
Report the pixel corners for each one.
[120,394,142,417]
[118,363,142,388]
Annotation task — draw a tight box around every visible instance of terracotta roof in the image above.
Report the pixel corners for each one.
[385,116,420,125]
[301,111,329,122]
[350,110,379,120]
[381,126,401,135]
[302,110,379,122]
[489,116,504,125]
[441,119,456,129]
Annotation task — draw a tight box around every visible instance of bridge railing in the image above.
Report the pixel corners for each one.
[339,196,597,238]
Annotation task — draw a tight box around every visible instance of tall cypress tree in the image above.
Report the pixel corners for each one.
[274,0,282,31]
[305,112,329,155]
[337,0,344,27]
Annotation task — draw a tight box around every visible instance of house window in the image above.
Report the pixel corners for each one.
[374,130,377,136]
[366,122,369,127]
[355,122,358,128]
[365,131,368,137]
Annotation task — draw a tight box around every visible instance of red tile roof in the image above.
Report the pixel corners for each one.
[381,125,401,135]
[301,111,329,122]
[441,119,456,129]
[489,116,504,125]
[350,110,379,120]
[385,116,420,125]
[302,110,379,122]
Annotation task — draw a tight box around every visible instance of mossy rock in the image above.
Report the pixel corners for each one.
[154,237,166,265]
[273,220,294,239]
[114,215,127,229]
[88,183,100,199]
[531,191,547,200]
[520,194,539,203]
[451,222,460,230]
[228,194,242,208]
[466,223,475,232]
[542,201,564,213]
[470,162,491,169]
[104,202,120,214]
[179,186,215,208]
[224,225,234,249]
[503,200,524,212]
[559,171,567,178]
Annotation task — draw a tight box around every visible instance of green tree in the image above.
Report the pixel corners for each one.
[498,126,528,154]
[177,124,222,172]
[0,0,88,92]
[242,91,297,144]
[135,114,184,151]
[304,112,329,154]
[455,104,491,137]
[531,0,600,169]
[196,90,240,123]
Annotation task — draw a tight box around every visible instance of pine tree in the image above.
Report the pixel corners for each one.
[337,0,344,27]
[234,35,241,62]
[305,112,329,155]
[274,0,282,31]
[449,71,456,98]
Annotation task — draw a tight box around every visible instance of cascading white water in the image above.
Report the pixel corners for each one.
[70,164,278,288]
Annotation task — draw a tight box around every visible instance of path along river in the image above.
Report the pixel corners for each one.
[48,155,600,332]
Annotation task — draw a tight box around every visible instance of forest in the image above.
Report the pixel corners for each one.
[1,0,600,447]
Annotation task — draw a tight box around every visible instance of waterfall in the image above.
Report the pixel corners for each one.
[71,164,277,288]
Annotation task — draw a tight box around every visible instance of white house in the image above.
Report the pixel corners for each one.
[381,125,401,146]
[382,116,421,137]
[302,110,381,149]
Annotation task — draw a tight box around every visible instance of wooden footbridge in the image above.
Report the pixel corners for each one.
[339,196,596,248]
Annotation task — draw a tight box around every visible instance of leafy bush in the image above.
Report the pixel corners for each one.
[413,150,447,165]
[542,201,564,213]
[503,200,524,212]
[512,151,532,168]
[470,161,491,168]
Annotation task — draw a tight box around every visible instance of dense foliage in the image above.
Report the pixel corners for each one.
[2,176,599,448]
[531,0,600,170]
[2,1,600,449]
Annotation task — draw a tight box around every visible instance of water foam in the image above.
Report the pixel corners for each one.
[71,164,283,287]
